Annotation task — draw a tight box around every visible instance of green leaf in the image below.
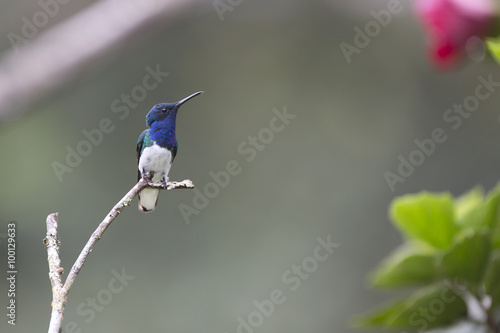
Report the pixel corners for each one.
[386,284,466,331]
[457,188,500,231]
[485,250,500,293]
[454,187,484,224]
[438,230,491,286]
[492,226,500,249]
[391,193,457,249]
[352,299,407,328]
[486,37,500,64]
[484,250,500,309]
[354,284,466,330]
[370,243,437,288]
[484,185,500,248]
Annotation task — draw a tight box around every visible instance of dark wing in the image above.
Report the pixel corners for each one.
[136,129,148,181]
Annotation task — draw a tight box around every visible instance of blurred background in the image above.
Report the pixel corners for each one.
[1,0,499,332]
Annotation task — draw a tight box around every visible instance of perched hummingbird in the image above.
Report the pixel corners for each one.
[136,91,203,213]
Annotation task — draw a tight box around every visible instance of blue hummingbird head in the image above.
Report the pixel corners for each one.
[145,91,203,127]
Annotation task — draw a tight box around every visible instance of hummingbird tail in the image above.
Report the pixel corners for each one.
[138,188,159,213]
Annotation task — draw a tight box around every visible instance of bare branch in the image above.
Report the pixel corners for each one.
[44,213,63,291]
[44,213,65,333]
[45,179,194,333]
[149,179,195,190]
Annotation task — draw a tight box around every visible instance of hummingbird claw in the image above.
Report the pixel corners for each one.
[161,176,168,187]
[142,171,154,181]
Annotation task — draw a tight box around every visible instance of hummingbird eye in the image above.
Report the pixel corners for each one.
[161,108,167,113]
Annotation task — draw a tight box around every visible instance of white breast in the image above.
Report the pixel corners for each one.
[138,143,173,182]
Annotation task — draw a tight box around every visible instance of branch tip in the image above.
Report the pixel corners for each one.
[45,178,194,332]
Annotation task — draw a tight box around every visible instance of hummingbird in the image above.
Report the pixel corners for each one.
[136,91,203,213]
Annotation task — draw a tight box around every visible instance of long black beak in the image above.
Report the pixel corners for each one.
[176,91,204,107]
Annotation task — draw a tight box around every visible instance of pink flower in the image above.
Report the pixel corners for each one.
[415,0,495,68]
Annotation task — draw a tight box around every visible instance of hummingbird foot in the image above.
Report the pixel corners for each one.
[142,171,154,182]
[160,176,169,187]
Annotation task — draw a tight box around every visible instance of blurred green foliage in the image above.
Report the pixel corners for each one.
[355,186,500,332]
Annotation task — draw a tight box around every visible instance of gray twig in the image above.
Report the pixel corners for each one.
[44,178,194,333]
